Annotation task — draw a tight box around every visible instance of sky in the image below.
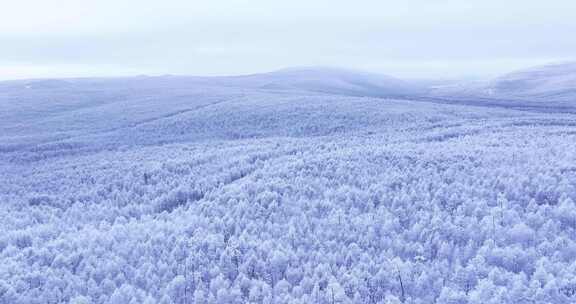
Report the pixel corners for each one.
[1,0,575,80]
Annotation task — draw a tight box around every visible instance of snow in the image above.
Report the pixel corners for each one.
[431,62,576,105]
[488,62,576,100]
[1,68,576,303]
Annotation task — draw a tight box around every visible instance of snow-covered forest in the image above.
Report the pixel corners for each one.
[1,66,576,304]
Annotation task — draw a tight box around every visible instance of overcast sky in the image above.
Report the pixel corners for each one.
[1,0,575,80]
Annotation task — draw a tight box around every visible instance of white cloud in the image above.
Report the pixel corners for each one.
[0,0,575,79]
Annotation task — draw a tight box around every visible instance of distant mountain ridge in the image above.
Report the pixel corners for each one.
[2,62,575,104]
[225,66,428,97]
[488,62,576,100]
[0,66,432,100]
[432,62,576,102]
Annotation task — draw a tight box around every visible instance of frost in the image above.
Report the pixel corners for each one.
[1,73,576,303]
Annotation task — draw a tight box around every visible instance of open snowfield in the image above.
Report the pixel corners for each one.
[1,70,576,303]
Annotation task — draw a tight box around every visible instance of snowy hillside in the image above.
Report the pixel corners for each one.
[432,62,576,104]
[1,72,576,303]
[221,67,428,97]
[488,62,576,101]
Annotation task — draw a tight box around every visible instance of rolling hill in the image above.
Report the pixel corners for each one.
[432,62,576,104]
[1,67,576,304]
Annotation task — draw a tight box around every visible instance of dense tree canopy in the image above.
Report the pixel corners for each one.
[1,86,576,303]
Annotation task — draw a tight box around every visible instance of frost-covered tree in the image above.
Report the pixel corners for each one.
[2,86,576,303]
